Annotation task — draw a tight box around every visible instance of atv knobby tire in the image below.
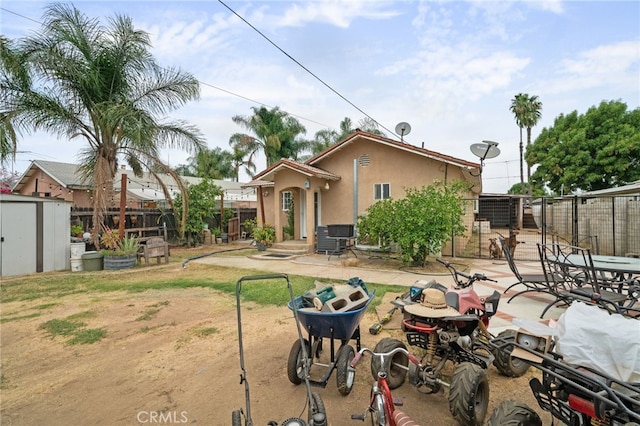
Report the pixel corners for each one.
[448,362,489,426]
[487,400,542,426]
[492,329,531,377]
[370,338,408,389]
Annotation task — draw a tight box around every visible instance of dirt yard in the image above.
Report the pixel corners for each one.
[1,251,550,426]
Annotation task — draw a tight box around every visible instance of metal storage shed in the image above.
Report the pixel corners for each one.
[1,194,71,277]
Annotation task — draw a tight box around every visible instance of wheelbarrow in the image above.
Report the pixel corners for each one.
[232,273,327,426]
[287,278,375,396]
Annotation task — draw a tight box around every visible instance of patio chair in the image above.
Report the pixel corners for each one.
[536,243,629,318]
[499,236,550,303]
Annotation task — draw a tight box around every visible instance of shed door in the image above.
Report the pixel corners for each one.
[1,202,37,277]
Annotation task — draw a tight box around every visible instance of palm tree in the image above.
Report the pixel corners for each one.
[230,106,307,169]
[0,36,29,165]
[510,93,542,195]
[1,4,204,241]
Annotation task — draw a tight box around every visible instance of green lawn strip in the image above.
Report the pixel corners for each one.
[38,310,105,345]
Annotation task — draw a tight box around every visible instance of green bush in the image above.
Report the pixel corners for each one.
[357,181,469,266]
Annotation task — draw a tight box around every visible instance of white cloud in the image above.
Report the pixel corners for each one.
[545,40,640,93]
[278,1,400,28]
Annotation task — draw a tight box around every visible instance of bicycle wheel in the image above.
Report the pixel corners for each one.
[370,392,388,426]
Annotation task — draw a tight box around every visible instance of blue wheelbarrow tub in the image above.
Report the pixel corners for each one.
[288,290,375,340]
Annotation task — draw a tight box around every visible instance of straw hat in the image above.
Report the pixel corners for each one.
[404,288,459,318]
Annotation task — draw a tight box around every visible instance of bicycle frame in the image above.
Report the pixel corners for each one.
[351,347,420,426]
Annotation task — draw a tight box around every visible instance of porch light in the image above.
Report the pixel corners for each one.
[324,181,330,191]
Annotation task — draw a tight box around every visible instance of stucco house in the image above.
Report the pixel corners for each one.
[245,130,482,254]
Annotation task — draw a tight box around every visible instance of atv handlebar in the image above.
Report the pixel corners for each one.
[436,258,497,288]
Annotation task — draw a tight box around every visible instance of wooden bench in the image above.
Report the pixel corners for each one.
[138,237,169,266]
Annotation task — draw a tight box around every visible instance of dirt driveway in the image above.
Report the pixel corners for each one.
[1,257,549,425]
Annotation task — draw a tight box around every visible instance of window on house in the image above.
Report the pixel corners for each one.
[374,183,390,200]
[282,191,292,211]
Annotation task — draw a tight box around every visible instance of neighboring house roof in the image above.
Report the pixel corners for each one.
[12,160,255,202]
[580,180,640,196]
[307,130,480,169]
[12,160,92,192]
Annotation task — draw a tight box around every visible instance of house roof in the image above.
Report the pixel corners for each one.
[12,160,92,192]
[307,130,480,169]
[580,180,640,196]
[250,158,340,183]
[246,131,480,187]
[12,160,256,202]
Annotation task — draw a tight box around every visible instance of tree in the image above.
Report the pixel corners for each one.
[173,178,222,246]
[306,116,387,157]
[229,106,306,168]
[357,181,468,266]
[526,100,640,194]
[1,4,205,243]
[510,93,542,195]
[191,147,235,179]
[0,36,29,165]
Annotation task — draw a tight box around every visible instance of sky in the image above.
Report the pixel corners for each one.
[2,0,639,193]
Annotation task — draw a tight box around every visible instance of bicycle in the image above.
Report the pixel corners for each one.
[349,346,422,426]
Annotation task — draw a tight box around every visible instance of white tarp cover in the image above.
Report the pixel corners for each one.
[556,302,640,382]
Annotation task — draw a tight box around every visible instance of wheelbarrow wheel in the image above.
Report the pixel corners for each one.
[336,344,355,395]
[287,338,311,385]
[370,338,408,389]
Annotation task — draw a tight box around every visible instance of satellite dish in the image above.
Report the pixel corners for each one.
[470,142,500,160]
[395,122,411,142]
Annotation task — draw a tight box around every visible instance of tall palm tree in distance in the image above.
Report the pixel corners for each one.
[510,93,542,195]
[229,106,306,169]
[1,4,205,241]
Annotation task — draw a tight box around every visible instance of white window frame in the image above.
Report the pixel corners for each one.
[374,183,390,200]
[282,191,292,211]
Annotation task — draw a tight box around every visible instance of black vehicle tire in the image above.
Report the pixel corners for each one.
[231,410,242,426]
[487,400,542,426]
[336,344,356,396]
[491,329,531,377]
[287,338,310,385]
[370,338,408,390]
[308,392,327,425]
[448,362,490,426]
